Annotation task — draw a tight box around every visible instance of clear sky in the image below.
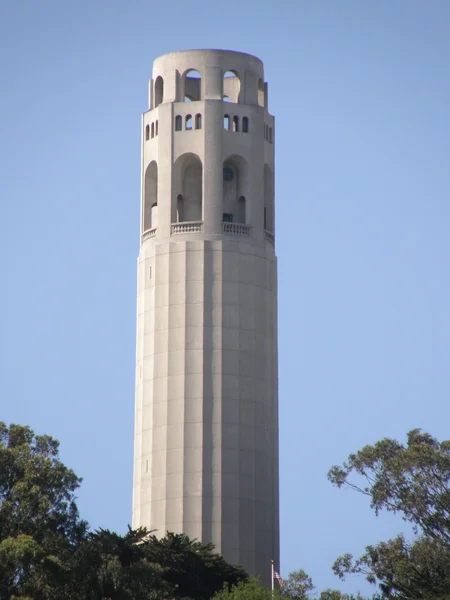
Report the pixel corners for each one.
[1,0,450,595]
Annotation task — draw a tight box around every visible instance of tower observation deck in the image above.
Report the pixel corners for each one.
[132,49,278,584]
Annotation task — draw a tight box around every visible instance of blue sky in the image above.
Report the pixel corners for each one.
[1,0,450,595]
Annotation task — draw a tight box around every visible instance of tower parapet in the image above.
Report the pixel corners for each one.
[133,49,279,584]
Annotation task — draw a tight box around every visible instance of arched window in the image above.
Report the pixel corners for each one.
[145,125,150,141]
[238,195,246,224]
[195,114,202,129]
[232,116,239,132]
[155,120,159,136]
[264,164,274,233]
[172,154,203,223]
[223,156,249,224]
[223,95,230,102]
[175,115,182,131]
[177,194,183,222]
[183,69,201,101]
[151,123,155,138]
[155,76,164,107]
[185,115,192,130]
[224,115,230,130]
[258,78,265,107]
[144,161,158,231]
[223,70,241,103]
[242,117,249,133]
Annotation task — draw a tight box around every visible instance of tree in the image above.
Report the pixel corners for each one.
[328,429,450,599]
[141,531,248,600]
[319,591,366,600]
[0,422,88,555]
[60,528,169,600]
[212,577,281,600]
[332,535,450,600]
[328,429,450,543]
[0,422,249,599]
[0,534,64,600]
[282,569,314,599]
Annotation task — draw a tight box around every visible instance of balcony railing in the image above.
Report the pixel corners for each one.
[141,228,156,242]
[171,221,203,234]
[223,223,251,236]
[264,230,275,244]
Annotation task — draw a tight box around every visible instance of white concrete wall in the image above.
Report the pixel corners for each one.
[133,49,278,585]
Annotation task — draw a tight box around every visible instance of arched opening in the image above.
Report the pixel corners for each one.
[183,69,201,102]
[155,76,164,107]
[175,115,182,131]
[224,115,230,131]
[151,123,155,138]
[223,95,230,102]
[145,125,150,141]
[185,115,192,130]
[232,116,239,132]
[177,194,183,222]
[238,196,246,225]
[258,78,265,107]
[223,155,249,224]
[155,120,159,136]
[172,153,203,223]
[223,70,241,103]
[144,161,158,231]
[264,164,274,232]
[242,117,249,133]
[195,114,202,129]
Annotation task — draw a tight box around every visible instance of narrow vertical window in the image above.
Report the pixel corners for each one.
[149,266,152,279]
[151,123,155,138]
[155,120,158,136]
[269,127,272,143]
[242,117,249,133]
[155,76,164,107]
[195,113,202,129]
[175,115,182,131]
[185,115,192,130]
[145,125,150,141]
[145,460,148,473]
[233,116,239,132]
[224,115,230,130]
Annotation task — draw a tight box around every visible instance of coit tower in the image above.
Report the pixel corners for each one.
[132,49,278,583]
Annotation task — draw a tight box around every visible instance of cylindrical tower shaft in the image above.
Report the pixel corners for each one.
[132,49,278,584]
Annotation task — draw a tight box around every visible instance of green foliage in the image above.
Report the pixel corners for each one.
[0,422,249,599]
[328,429,450,543]
[141,531,248,600]
[212,577,280,600]
[318,590,366,600]
[332,535,450,600]
[328,429,450,599]
[282,569,314,599]
[0,421,88,554]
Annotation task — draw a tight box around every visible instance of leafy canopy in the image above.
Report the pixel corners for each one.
[328,429,450,600]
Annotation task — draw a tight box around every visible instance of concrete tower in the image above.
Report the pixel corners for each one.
[132,49,278,583]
